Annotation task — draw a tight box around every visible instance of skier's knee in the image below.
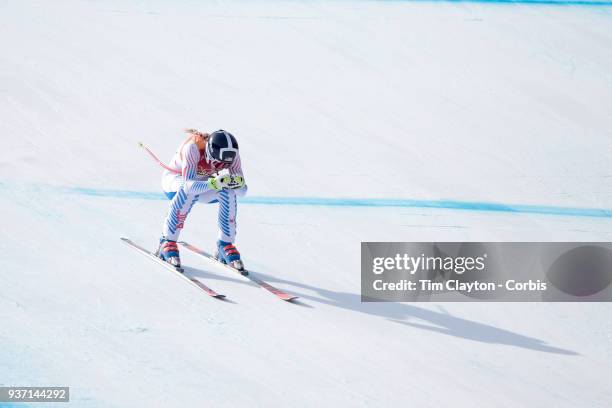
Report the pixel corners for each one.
[183,184,202,199]
[234,185,248,198]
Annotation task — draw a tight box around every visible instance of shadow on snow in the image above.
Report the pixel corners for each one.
[247,270,579,356]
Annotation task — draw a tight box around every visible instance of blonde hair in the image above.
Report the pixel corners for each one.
[184,128,209,142]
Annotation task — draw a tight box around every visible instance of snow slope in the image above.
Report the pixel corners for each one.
[1,0,612,406]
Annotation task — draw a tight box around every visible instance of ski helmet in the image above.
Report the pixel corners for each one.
[206,130,239,163]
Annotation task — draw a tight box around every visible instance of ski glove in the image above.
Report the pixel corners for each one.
[207,174,232,191]
[227,175,245,190]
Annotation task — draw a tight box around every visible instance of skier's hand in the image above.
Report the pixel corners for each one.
[207,174,232,191]
[227,175,245,190]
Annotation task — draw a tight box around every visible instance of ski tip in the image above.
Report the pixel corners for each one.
[283,296,299,302]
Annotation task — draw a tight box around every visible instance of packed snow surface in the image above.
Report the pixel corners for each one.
[1,1,612,407]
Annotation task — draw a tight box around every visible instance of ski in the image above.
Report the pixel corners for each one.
[120,238,225,299]
[178,241,298,301]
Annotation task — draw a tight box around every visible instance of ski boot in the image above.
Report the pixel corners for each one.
[216,240,247,275]
[155,237,182,272]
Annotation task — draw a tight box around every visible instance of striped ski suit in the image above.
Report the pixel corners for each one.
[161,138,247,242]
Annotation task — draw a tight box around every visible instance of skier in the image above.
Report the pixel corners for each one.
[156,129,247,271]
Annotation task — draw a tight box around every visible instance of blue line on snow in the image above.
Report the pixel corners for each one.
[63,186,612,219]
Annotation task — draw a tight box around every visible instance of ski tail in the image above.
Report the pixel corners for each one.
[178,241,298,301]
[121,237,225,299]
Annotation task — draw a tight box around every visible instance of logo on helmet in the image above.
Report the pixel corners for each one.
[208,129,239,164]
